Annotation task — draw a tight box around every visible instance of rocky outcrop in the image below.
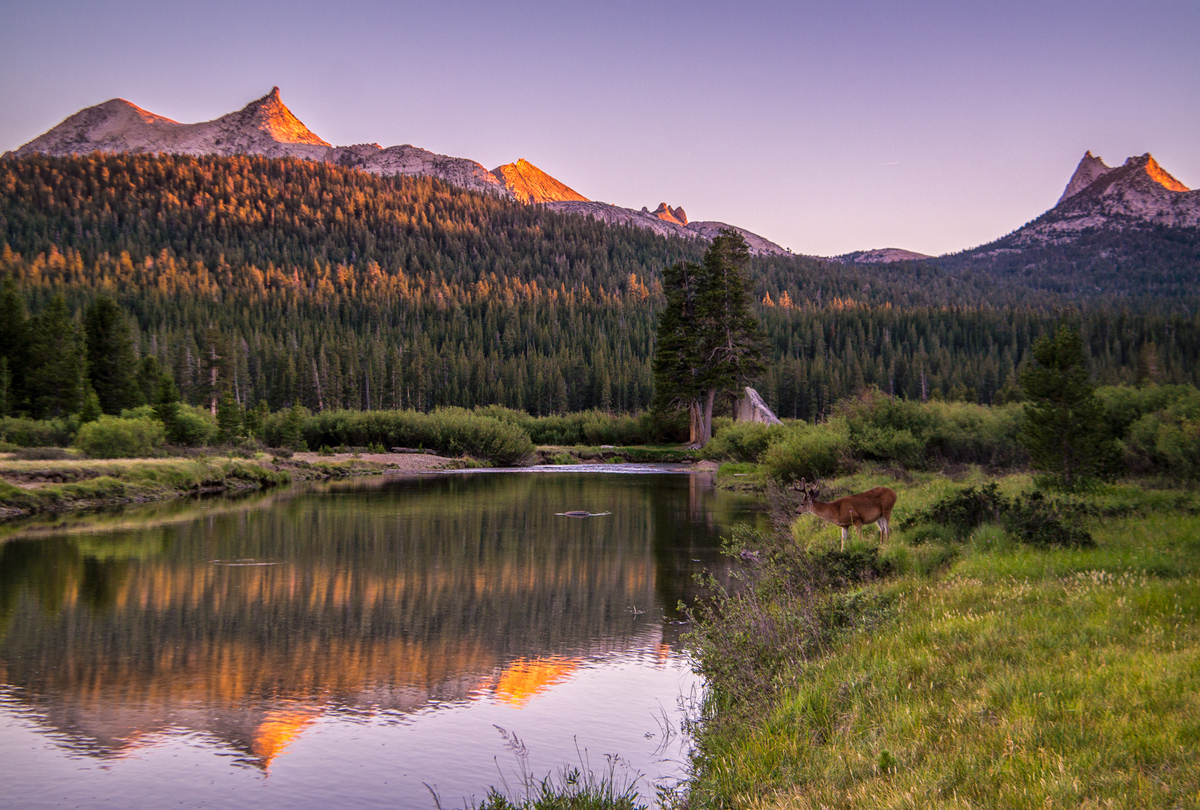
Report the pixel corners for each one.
[648,202,688,226]
[545,200,703,241]
[330,143,508,197]
[1056,150,1117,205]
[684,221,790,257]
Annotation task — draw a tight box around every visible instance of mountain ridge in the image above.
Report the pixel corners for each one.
[8,91,1197,268]
[6,88,791,256]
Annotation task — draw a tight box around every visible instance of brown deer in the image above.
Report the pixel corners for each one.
[794,479,897,550]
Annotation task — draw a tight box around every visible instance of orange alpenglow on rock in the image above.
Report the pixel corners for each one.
[1143,155,1189,193]
[492,656,578,706]
[490,159,588,204]
[650,202,688,226]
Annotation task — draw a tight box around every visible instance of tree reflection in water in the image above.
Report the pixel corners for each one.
[0,470,758,800]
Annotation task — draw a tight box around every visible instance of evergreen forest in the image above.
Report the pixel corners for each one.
[1,153,1198,422]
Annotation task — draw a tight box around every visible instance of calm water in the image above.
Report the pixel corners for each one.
[0,469,758,809]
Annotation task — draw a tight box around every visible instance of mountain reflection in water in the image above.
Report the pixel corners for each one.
[0,470,758,806]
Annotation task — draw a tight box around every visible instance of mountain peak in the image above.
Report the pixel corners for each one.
[490,159,588,204]
[1056,151,1114,205]
[230,87,329,147]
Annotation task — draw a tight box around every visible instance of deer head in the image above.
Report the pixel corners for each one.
[792,478,818,512]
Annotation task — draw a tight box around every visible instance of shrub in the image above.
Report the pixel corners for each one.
[74,416,165,458]
[902,483,1093,548]
[759,421,850,482]
[701,421,785,462]
[830,390,1027,470]
[0,416,73,447]
[1096,384,1197,441]
[1122,389,1200,481]
[264,407,535,466]
[159,403,219,447]
[490,408,666,447]
[922,401,1026,468]
[838,390,936,468]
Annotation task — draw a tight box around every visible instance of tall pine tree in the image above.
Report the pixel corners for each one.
[1020,325,1119,488]
[84,296,139,415]
[25,295,87,418]
[653,230,765,446]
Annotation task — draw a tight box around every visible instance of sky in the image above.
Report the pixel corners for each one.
[2,0,1198,257]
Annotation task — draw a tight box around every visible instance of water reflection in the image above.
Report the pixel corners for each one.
[0,471,757,804]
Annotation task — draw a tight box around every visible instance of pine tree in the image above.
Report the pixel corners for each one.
[84,296,139,414]
[25,295,87,418]
[653,230,765,446]
[0,276,28,411]
[153,375,189,446]
[217,390,244,442]
[1020,325,1119,488]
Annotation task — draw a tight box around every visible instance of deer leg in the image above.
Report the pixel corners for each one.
[840,526,849,551]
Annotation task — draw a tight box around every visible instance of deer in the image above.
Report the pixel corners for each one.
[793,479,897,550]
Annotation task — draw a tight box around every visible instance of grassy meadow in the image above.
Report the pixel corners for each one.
[683,468,1200,809]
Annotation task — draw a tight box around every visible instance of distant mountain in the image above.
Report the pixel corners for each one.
[9,87,332,161]
[937,151,1200,301]
[1006,152,1198,247]
[6,88,788,255]
[984,152,1198,251]
[834,248,934,264]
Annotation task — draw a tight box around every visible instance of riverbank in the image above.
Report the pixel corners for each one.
[0,451,458,520]
[682,468,1200,809]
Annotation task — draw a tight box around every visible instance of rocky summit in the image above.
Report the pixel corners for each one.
[1006,152,1199,247]
[490,159,588,204]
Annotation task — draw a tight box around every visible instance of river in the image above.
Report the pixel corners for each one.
[0,467,760,809]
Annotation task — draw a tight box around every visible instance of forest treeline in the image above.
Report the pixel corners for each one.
[1,153,1198,421]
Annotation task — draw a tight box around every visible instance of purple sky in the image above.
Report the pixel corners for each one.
[2,0,1197,257]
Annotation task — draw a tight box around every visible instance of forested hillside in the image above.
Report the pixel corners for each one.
[1,153,1197,421]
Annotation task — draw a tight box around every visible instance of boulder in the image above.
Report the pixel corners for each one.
[735,387,782,425]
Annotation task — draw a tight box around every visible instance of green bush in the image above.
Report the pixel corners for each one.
[838,391,935,467]
[902,483,1093,548]
[1096,384,1197,440]
[263,407,535,466]
[759,421,851,482]
[1123,388,1200,480]
[74,416,165,458]
[478,407,670,447]
[167,404,220,447]
[923,401,1026,468]
[0,416,73,447]
[832,390,1026,470]
[701,420,785,462]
